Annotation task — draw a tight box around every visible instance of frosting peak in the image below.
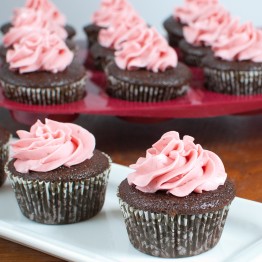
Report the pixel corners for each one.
[128,131,227,197]
[12,119,96,173]
[183,5,231,46]
[98,10,146,50]
[6,30,73,74]
[25,0,66,26]
[174,0,219,25]
[4,8,67,47]
[213,22,262,62]
[115,27,177,73]
[92,0,133,27]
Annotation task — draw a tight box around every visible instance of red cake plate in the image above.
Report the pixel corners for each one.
[0,42,262,124]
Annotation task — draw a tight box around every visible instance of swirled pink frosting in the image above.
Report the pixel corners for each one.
[12,119,96,173]
[115,27,177,72]
[128,131,227,197]
[92,0,133,27]
[6,30,73,74]
[25,0,66,26]
[183,5,231,46]
[98,11,146,50]
[4,8,67,47]
[213,22,262,62]
[174,0,219,24]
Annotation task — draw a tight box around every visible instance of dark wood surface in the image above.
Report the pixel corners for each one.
[0,107,261,261]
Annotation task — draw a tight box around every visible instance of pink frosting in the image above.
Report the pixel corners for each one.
[174,0,219,25]
[128,131,227,197]
[92,0,133,27]
[115,26,177,73]
[213,22,262,62]
[183,5,231,46]
[12,119,96,173]
[4,8,67,47]
[25,0,66,26]
[98,11,146,50]
[6,30,73,74]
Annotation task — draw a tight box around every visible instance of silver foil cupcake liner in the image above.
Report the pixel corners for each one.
[119,198,231,258]
[5,154,111,224]
[0,135,11,187]
[106,75,189,102]
[0,76,86,105]
[204,68,262,95]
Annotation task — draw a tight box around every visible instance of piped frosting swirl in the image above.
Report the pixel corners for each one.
[128,131,227,197]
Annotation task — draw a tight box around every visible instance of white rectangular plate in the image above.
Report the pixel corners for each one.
[0,163,262,262]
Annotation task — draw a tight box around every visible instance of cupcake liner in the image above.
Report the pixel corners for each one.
[0,76,86,105]
[204,68,262,95]
[119,198,231,258]
[5,154,111,224]
[106,74,189,102]
[0,135,10,187]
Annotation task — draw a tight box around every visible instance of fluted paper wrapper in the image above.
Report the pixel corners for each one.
[0,136,10,187]
[106,75,189,102]
[204,68,262,95]
[5,161,111,224]
[0,76,86,105]
[119,198,231,258]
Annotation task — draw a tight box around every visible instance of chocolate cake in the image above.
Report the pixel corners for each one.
[163,16,185,47]
[0,126,10,187]
[6,150,111,224]
[202,54,262,95]
[118,178,235,258]
[0,61,87,105]
[90,42,114,70]
[105,61,192,102]
[0,22,76,39]
[83,24,103,48]
[179,39,212,67]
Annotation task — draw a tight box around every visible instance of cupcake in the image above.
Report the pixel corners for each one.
[1,0,76,39]
[105,26,191,102]
[179,4,231,67]
[118,131,235,258]
[0,126,11,187]
[90,10,146,70]
[5,119,112,224]
[163,0,219,47]
[202,22,262,95]
[0,30,86,105]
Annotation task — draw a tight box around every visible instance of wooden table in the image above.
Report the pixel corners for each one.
[0,107,261,261]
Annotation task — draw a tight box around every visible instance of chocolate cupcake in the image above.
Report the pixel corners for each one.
[203,22,262,95]
[0,30,86,105]
[0,126,11,187]
[179,4,231,67]
[105,26,191,102]
[118,131,235,258]
[83,0,134,48]
[5,119,112,224]
[1,0,76,39]
[163,0,219,48]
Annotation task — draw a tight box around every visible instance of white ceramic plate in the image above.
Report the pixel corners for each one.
[0,163,261,262]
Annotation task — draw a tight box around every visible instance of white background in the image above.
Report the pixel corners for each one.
[0,0,261,39]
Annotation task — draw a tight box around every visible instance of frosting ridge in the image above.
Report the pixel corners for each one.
[213,22,262,62]
[174,0,219,25]
[6,30,73,74]
[12,119,96,173]
[115,27,177,72]
[183,5,231,46]
[128,131,227,197]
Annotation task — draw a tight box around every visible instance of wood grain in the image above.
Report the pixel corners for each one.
[0,108,261,261]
